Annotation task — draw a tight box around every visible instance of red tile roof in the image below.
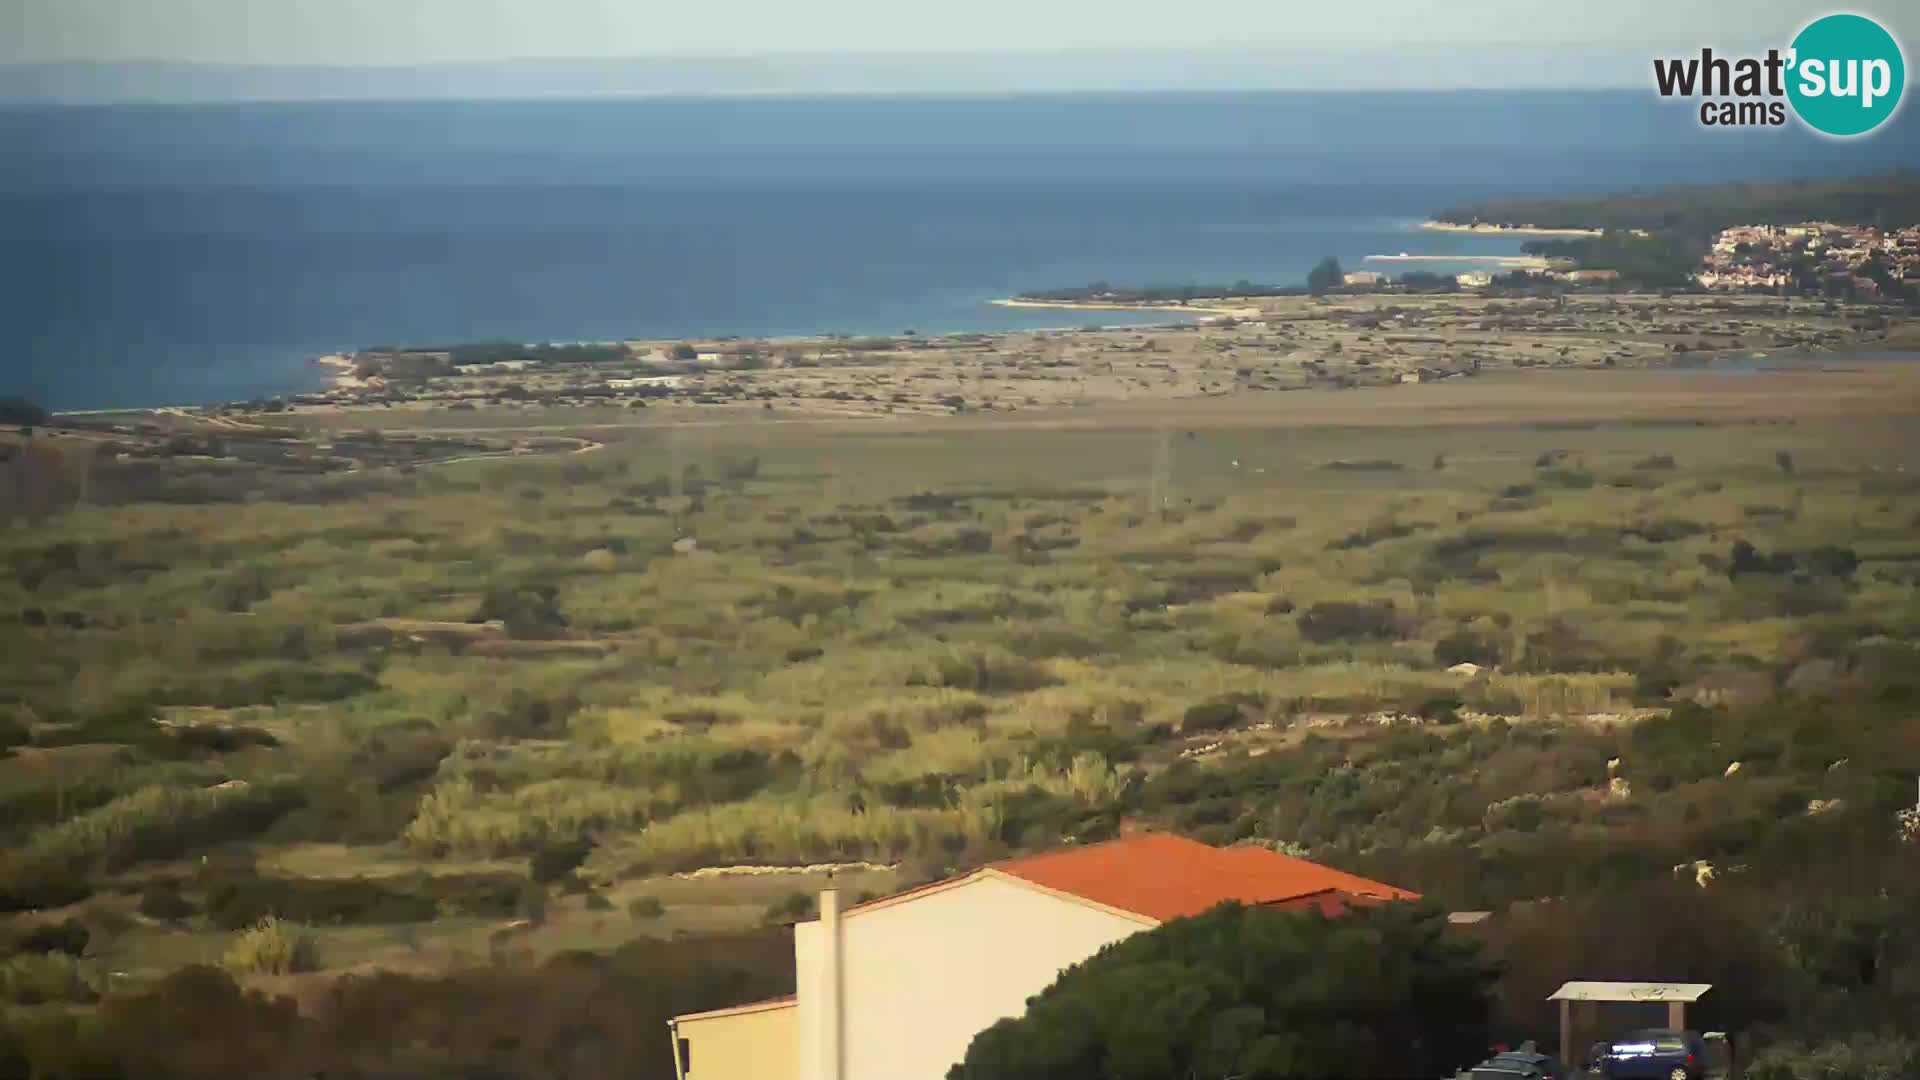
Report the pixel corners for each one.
[1265,888,1402,917]
[989,832,1418,922]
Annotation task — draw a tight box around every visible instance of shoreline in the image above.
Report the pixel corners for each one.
[1365,254,1550,268]
[1417,220,1602,238]
[991,298,1260,319]
[40,292,1898,420]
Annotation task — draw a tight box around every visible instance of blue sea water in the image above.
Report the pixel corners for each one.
[5,91,1918,411]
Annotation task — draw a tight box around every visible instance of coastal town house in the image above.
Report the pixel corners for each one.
[667,832,1419,1080]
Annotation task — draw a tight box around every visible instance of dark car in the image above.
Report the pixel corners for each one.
[1469,1049,1571,1080]
[1596,1029,1708,1080]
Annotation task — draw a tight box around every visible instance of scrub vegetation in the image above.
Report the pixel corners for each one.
[3,383,1919,1077]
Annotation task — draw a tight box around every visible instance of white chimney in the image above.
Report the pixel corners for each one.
[817,889,844,1080]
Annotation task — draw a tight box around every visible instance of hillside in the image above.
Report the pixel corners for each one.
[1435,172,1920,237]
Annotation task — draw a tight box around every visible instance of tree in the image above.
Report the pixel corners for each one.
[530,838,592,884]
[1307,256,1345,296]
[473,584,568,640]
[102,965,311,1079]
[2,437,83,526]
[950,902,1497,1080]
[0,396,49,428]
[1399,271,1459,292]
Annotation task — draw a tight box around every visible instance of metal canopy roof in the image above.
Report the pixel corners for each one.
[1548,981,1713,1003]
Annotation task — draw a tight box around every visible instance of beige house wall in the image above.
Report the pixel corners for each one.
[677,1000,798,1080]
[796,874,1149,1080]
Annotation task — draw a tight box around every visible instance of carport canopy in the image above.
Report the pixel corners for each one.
[1549,982,1713,1066]
[1549,982,1713,1003]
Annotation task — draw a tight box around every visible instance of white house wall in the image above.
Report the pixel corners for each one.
[796,875,1148,1080]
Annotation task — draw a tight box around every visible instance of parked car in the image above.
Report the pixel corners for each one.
[1468,1049,1571,1079]
[1595,1029,1708,1080]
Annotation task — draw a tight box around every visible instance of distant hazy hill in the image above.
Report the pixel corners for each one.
[1436,173,1920,235]
[0,47,1676,103]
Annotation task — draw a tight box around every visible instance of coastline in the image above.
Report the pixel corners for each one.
[41,289,1899,420]
[34,293,1905,427]
[991,298,1260,320]
[1364,254,1550,268]
[1417,220,1602,238]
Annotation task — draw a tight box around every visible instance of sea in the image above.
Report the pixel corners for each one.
[5,91,1918,412]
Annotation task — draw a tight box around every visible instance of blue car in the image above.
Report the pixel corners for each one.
[1596,1029,1708,1080]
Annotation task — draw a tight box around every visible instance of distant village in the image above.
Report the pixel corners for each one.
[1696,221,1920,295]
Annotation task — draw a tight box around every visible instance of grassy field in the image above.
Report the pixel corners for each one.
[4,364,1920,996]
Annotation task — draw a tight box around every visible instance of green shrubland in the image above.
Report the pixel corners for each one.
[3,414,1918,1075]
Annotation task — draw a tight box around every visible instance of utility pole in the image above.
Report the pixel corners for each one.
[72,442,96,509]
[668,427,684,502]
[1148,426,1172,520]
[668,426,685,537]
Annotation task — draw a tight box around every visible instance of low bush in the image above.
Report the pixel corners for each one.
[1744,1035,1917,1080]
[1514,620,1617,675]
[205,875,439,929]
[1182,692,1264,734]
[0,952,96,1006]
[145,666,379,709]
[1004,623,1110,659]
[474,584,569,639]
[763,891,816,924]
[164,723,281,755]
[909,650,1058,693]
[138,882,197,921]
[221,917,319,975]
[1537,467,1596,489]
[1434,629,1500,668]
[1624,518,1705,543]
[1298,600,1405,643]
[1729,540,1861,582]
[628,896,665,920]
[474,689,581,740]
[1319,458,1405,471]
[1409,692,1465,724]
[9,918,89,957]
[1328,521,1420,550]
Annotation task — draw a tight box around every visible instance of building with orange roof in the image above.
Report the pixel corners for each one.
[667,831,1417,1080]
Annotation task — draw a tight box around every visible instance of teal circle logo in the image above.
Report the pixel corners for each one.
[1787,13,1906,136]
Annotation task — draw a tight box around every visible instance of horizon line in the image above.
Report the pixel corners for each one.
[0,88,1658,108]
[2,40,1773,67]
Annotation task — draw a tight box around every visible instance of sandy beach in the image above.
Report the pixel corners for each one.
[1364,254,1551,268]
[991,297,1260,319]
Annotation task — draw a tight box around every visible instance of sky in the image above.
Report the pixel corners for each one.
[7,0,1916,67]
